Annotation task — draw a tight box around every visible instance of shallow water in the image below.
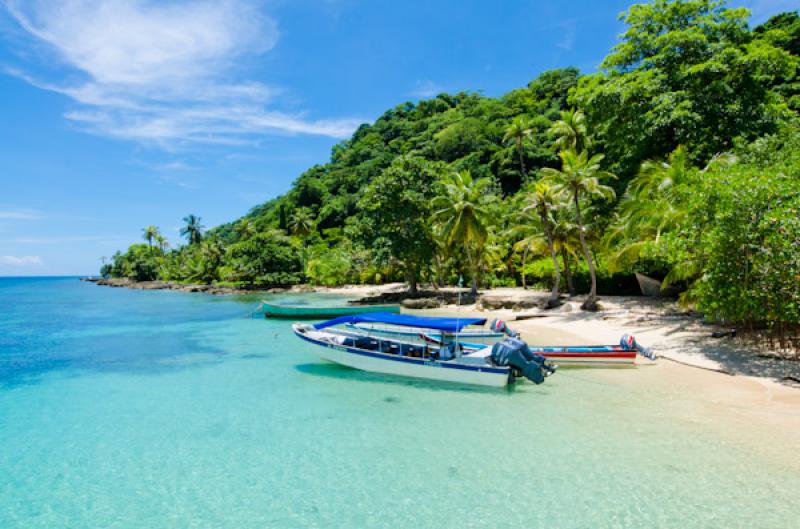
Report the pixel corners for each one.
[1,277,798,528]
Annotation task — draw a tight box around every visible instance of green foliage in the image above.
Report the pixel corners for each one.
[432,170,496,293]
[223,233,303,286]
[573,0,797,178]
[306,246,355,287]
[359,156,445,291]
[108,244,160,281]
[104,1,800,333]
[754,11,800,111]
[688,169,800,329]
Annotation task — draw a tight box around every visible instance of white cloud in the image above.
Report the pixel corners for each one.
[557,20,576,52]
[0,235,124,244]
[0,209,44,220]
[3,0,362,144]
[0,255,43,266]
[408,80,445,98]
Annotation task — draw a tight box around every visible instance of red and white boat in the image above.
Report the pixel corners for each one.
[425,320,655,367]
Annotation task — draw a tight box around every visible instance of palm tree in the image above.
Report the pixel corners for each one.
[142,225,160,249]
[234,219,257,240]
[542,150,616,309]
[180,214,204,245]
[431,225,451,289]
[549,109,590,153]
[607,146,737,287]
[431,170,493,296]
[503,116,533,178]
[288,208,315,279]
[523,182,563,306]
[155,234,169,252]
[289,208,315,239]
[550,216,581,296]
[505,213,540,290]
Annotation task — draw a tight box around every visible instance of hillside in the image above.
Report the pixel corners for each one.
[106,2,799,336]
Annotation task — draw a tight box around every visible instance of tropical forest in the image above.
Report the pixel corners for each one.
[105,1,800,341]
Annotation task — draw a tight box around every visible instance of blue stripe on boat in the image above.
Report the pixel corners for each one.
[295,331,509,375]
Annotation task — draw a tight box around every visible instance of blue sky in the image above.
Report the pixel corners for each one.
[0,0,794,276]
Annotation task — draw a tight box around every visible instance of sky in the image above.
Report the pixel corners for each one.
[0,0,795,276]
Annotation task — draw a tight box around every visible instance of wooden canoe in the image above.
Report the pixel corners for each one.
[260,302,401,319]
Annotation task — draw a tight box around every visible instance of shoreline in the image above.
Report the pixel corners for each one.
[426,295,800,388]
[82,277,407,297]
[84,277,799,388]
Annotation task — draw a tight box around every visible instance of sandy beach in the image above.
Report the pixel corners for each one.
[307,282,800,444]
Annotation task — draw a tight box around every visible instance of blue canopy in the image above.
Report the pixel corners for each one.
[313,312,487,333]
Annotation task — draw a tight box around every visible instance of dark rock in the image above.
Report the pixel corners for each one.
[580,298,602,312]
[401,298,443,309]
[543,297,563,310]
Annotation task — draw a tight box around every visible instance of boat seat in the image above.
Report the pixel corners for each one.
[459,346,494,366]
[403,345,423,357]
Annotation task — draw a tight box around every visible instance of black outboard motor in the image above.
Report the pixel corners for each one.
[491,337,556,384]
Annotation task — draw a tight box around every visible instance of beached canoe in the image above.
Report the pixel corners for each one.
[260,302,401,319]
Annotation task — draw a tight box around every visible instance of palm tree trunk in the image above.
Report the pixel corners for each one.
[561,248,576,296]
[517,138,527,177]
[521,244,529,289]
[574,194,598,306]
[301,239,308,281]
[405,266,418,294]
[542,218,561,303]
[468,251,478,296]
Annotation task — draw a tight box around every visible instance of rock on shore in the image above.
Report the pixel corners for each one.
[92,278,287,296]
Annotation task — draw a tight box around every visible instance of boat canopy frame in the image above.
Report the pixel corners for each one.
[313,312,487,334]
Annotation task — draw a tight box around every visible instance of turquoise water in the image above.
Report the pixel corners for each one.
[1,277,798,528]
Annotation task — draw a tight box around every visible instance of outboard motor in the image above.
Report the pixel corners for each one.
[620,334,657,361]
[489,318,519,338]
[491,337,556,384]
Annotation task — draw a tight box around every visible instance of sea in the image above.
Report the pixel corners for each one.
[1,277,798,528]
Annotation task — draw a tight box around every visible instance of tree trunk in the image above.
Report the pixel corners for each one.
[517,139,527,177]
[468,251,479,296]
[521,244,529,289]
[574,194,598,308]
[561,247,576,296]
[542,217,561,304]
[405,266,418,294]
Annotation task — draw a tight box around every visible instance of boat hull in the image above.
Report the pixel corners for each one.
[294,325,510,387]
[537,350,636,366]
[458,341,638,367]
[261,303,401,319]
